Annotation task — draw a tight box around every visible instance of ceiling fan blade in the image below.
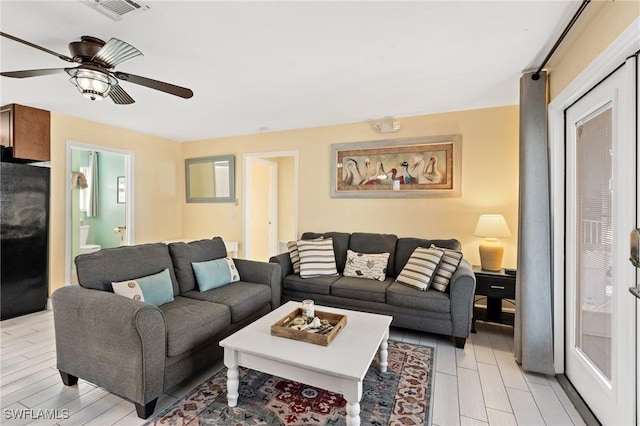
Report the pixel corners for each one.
[92,38,142,69]
[109,84,135,105]
[0,32,74,63]
[115,71,193,99]
[1,68,66,78]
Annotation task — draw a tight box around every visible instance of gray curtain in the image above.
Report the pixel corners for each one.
[87,151,99,218]
[515,70,554,374]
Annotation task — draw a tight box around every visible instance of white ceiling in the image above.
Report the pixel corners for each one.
[0,1,580,142]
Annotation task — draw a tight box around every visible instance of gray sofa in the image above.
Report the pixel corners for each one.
[269,232,476,348]
[52,237,281,419]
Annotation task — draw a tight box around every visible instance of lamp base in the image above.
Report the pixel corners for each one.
[479,238,504,271]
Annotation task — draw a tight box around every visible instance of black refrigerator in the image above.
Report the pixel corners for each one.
[1,162,50,320]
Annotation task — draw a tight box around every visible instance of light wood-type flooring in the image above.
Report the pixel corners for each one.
[0,310,586,425]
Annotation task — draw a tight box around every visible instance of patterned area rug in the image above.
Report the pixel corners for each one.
[147,340,433,426]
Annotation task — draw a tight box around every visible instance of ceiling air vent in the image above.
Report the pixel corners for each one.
[81,0,150,21]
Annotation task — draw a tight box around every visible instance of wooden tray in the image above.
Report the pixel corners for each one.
[270,308,347,346]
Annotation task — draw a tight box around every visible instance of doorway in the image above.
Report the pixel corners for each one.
[563,59,636,425]
[64,141,135,285]
[243,151,298,261]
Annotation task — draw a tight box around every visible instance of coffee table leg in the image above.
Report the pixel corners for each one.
[346,401,361,426]
[345,381,362,426]
[224,349,239,407]
[379,328,389,373]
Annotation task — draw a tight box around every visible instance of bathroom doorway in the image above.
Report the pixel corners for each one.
[65,141,135,285]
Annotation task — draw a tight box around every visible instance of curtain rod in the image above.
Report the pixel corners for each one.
[532,0,590,80]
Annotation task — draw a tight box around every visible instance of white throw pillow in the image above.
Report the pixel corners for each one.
[343,250,389,281]
[297,238,338,278]
[396,247,444,291]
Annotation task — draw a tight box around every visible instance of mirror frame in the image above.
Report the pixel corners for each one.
[185,155,235,203]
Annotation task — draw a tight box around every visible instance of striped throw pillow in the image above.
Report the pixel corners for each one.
[396,247,444,291]
[430,244,464,292]
[297,238,338,278]
[287,241,301,273]
[287,237,324,274]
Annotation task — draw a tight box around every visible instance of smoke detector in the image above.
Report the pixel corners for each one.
[81,0,150,21]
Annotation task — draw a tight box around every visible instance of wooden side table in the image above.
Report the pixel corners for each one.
[471,265,516,332]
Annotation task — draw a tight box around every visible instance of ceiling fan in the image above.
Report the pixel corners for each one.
[0,32,193,104]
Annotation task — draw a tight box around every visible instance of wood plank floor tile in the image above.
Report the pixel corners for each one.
[528,382,574,425]
[486,408,517,426]
[494,350,529,391]
[477,362,511,413]
[507,387,546,426]
[457,367,488,422]
[436,340,458,376]
[456,339,478,370]
[433,372,460,426]
[548,377,586,426]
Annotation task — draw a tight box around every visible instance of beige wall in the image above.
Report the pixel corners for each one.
[548,0,640,100]
[49,113,183,293]
[182,105,519,268]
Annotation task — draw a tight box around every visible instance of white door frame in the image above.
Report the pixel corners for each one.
[243,150,299,259]
[64,140,135,285]
[549,17,639,375]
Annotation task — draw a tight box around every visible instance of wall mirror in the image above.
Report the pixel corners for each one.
[185,155,235,203]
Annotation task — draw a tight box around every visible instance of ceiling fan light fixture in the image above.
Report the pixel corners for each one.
[67,68,115,101]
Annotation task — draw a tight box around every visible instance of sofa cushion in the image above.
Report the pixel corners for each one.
[394,238,461,277]
[430,245,464,292]
[386,282,451,313]
[183,281,272,323]
[331,275,394,303]
[159,296,230,357]
[301,232,351,272]
[192,257,240,291]
[298,238,339,278]
[169,238,228,293]
[343,250,389,281]
[112,268,175,306]
[283,273,341,295]
[348,233,397,277]
[396,247,444,291]
[76,243,180,295]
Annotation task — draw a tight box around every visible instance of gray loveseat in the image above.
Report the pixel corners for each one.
[52,237,281,419]
[269,232,476,348]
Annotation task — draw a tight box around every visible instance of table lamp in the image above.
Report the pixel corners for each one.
[474,214,512,271]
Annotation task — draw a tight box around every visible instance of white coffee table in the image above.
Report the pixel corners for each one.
[219,301,393,426]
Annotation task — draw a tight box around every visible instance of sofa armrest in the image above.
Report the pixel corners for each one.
[448,259,477,339]
[269,252,293,277]
[234,258,282,308]
[52,286,166,406]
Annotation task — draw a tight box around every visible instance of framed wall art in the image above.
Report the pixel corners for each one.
[330,135,462,198]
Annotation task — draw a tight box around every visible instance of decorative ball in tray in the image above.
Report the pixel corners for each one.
[271,308,347,346]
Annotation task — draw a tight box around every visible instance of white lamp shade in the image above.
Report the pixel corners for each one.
[474,214,512,238]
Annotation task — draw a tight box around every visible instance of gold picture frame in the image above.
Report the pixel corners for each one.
[330,135,461,198]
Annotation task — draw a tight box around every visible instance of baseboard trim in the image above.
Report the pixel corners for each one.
[555,374,601,426]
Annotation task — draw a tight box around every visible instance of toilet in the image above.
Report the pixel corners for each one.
[80,225,101,254]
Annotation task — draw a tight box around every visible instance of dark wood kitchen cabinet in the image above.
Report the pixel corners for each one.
[1,104,50,162]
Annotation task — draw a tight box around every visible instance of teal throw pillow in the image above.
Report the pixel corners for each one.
[192,257,240,292]
[112,268,175,306]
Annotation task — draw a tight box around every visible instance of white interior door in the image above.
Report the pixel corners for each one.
[564,59,637,425]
